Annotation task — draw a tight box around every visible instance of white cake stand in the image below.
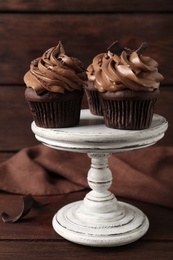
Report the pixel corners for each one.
[31,109,168,247]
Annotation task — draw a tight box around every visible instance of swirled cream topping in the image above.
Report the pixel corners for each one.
[87,42,164,92]
[24,42,87,94]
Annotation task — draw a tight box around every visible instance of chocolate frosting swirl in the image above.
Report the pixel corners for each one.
[24,42,87,94]
[87,42,164,92]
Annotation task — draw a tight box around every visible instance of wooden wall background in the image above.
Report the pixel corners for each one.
[0,0,173,159]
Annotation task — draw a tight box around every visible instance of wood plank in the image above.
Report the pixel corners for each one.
[0,14,172,84]
[0,86,87,152]
[0,87,38,151]
[0,86,172,152]
[0,191,173,241]
[155,86,173,146]
[0,241,173,260]
[0,0,173,12]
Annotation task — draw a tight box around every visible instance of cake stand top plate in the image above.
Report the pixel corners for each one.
[31,109,168,153]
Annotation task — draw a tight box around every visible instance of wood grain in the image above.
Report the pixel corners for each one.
[0,14,172,85]
[0,191,173,259]
[0,0,172,12]
[0,87,38,151]
[0,240,173,260]
[0,191,173,240]
[0,241,172,260]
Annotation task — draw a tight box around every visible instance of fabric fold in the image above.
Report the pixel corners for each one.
[0,144,173,208]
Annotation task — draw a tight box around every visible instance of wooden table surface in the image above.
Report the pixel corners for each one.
[0,190,173,260]
[0,86,173,260]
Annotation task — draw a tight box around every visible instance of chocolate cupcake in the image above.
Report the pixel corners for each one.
[87,41,164,130]
[24,42,87,128]
[84,81,103,116]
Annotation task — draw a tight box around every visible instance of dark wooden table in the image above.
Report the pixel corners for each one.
[0,192,173,260]
[0,191,173,260]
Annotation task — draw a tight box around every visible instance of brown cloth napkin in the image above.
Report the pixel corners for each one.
[0,144,173,208]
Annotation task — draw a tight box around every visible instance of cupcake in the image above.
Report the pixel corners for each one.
[24,42,87,128]
[86,59,103,116]
[87,41,164,130]
[84,80,103,116]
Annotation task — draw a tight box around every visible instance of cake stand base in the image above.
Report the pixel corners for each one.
[52,152,149,247]
[31,109,168,247]
[52,200,149,247]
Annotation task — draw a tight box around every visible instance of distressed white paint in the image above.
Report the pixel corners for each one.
[32,109,168,247]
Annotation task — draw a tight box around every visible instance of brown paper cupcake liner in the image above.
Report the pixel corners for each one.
[85,88,103,116]
[101,99,157,130]
[27,97,83,128]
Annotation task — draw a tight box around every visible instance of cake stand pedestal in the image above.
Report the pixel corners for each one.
[32,109,168,247]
